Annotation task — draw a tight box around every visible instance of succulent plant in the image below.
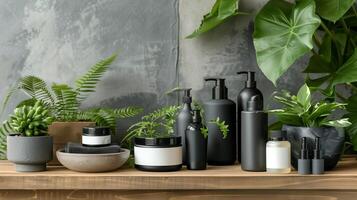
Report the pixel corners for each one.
[8,101,53,136]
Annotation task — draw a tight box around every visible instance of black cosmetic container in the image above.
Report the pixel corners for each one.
[82,126,111,147]
[186,109,207,170]
[241,95,267,171]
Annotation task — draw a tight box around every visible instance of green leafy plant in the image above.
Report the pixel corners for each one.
[186,0,241,38]
[1,54,142,127]
[4,101,53,136]
[0,54,142,158]
[270,84,351,128]
[121,106,181,142]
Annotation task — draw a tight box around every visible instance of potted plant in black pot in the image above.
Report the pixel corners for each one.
[270,84,351,170]
[5,101,54,172]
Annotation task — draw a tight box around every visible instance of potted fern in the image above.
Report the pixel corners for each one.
[270,84,351,170]
[6,101,53,172]
[0,54,142,163]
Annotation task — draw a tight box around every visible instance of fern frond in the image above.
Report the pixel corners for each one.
[111,107,143,118]
[0,121,13,159]
[52,83,79,121]
[75,54,117,102]
[18,76,55,105]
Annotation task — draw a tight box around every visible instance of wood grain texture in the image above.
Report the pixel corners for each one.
[1,157,357,190]
[1,190,357,200]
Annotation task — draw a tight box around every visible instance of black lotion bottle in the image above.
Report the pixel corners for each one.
[237,71,263,163]
[186,109,207,170]
[175,88,193,165]
[204,78,236,165]
[241,95,267,171]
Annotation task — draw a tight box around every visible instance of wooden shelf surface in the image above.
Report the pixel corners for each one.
[1,157,357,190]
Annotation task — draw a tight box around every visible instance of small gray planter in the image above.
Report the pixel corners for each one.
[7,135,53,172]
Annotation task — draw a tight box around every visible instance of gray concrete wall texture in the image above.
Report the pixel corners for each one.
[0,0,305,138]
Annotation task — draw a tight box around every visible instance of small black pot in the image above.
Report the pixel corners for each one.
[283,125,344,171]
[134,136,182,172]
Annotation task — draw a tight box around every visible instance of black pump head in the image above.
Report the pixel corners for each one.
[247,95,263,111]
[181,88,192,104]
[270,130,283,141]
[237,71,257,88]
[204,78,227,99]
[314,137,321,159]
[192,109,202,123]
[300,137,309,159]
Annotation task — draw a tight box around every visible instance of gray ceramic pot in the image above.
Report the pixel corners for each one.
[283,125,344,171]
[7,135,53,172]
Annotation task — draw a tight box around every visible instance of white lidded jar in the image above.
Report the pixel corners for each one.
[266,131,291,173]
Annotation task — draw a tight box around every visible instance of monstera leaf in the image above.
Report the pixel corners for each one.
[253,0,321,85]
[186,0,239,38]
[315,0,355,23]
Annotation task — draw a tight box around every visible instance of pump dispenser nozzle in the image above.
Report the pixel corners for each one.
[181,88,192,104]
[300,137,308,159]
[192,109,201,123]
[204,78,227,99]
[237,71,257,88]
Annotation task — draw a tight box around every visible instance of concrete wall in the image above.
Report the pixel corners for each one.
[0,0,306,139]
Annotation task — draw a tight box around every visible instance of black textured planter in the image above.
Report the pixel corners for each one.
[283,125,344,171]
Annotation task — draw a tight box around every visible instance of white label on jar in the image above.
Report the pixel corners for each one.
[82,135,111,146]
[134,146,182,166]
[266,147,291,169]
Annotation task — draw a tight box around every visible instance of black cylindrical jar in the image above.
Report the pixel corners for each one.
[82,127,111,147]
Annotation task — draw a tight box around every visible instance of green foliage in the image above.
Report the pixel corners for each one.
[253,0,321,85]
[270,84,351,128]
[316,0,355,22]
[122,106,181,143]
[0,54,142,158]
[186,0,240,38]
[7,101,53,136]
[209,117,229,139]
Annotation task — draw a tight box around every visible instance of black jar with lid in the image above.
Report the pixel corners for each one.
[82,126,111,147]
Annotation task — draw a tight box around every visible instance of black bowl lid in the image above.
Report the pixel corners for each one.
[82,126,111,136]
[134,136,181,147]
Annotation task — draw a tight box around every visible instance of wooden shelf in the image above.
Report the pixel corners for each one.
[1,157,357,191]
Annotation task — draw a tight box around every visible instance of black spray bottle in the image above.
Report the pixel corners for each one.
[186,109,207,170]
[237,71,263,162]
[175,88,193,165]
[241,95,267,171]
[204,78,236,165]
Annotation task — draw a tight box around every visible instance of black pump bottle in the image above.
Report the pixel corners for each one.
[241,95,267,171]
[186,109,207,170]
[204,78,236,165]
[175,88,193,165]
[237,71,263,162]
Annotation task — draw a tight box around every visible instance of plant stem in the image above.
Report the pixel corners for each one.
[341,18,356,48]
[352,5,357,18]
[313,33,321,47]
[320,21,334,40]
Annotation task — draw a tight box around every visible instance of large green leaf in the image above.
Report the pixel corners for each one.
[332,49,357,86]
[315,0,355,23]
[186,0,239,38]
[253,0,321,85]
[297,84,311,110]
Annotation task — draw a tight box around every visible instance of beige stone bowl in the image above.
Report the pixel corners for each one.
[57,148,130,172]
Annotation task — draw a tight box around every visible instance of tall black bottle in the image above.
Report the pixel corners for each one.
[186,109,207,170]
[237,71,263,162]
[204,78,236,165]
[241,95,267,171]
[175,88,193,165]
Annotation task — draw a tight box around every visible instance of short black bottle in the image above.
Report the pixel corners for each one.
[298,137,312,175]
[241,95,267,171]
[186,109,207,170]
[237,71,263,163]
[204,78,236,165]
[175,88,193,165]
